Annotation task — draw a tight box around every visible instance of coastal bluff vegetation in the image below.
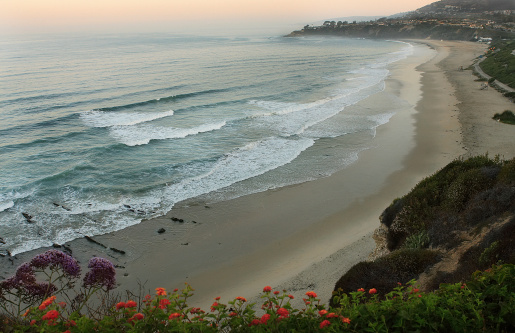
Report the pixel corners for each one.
[332,155,515,303]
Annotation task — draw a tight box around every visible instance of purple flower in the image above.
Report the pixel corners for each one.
[15,263,37,285]
[83,257,116,290]
[0,263,36,292]
[24,282,57,297]
[30,250,81,278]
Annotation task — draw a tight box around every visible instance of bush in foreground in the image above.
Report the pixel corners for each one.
[1,250,514,332]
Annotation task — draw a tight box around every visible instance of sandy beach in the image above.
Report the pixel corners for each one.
[2,39,514,310]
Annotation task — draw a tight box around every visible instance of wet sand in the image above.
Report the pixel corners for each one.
[2,40,513,310]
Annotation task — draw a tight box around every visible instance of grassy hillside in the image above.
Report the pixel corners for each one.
[480,41,515,89]
[333,155,515,302]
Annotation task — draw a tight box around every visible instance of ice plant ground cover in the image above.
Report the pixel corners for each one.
[0,250,514,332]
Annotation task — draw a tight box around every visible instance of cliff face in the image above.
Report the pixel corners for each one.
[332,156,515,305]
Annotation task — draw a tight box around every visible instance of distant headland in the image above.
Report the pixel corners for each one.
[287,0,515,41]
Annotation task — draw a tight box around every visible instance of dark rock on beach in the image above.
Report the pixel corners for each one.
[22,212,35,223]
[110,247,126,255]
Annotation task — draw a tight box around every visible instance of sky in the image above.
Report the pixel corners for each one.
[1,0,437,36]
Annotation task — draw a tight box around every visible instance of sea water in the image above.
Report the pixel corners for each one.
[0,33,412,255]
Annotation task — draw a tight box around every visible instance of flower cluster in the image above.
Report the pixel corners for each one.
[83,257,116,290]
[30,250,81,278]
[0,250,116,320]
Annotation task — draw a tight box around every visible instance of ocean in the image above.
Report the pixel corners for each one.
[0,32,412,256]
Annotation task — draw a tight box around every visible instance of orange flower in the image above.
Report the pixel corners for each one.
[22,309,30,317]
[288,294,294,299]
[169,313,181,320]
[125,300,137,308]
[42,310,59,321]
[235,296,247,302]
[369,288,377,294]
[305,291,317,298]
[30,320,36,326]
[263,286,272,293]
[341,317,351,324]
[320,319,331,329]
[155,287,167,296]
[327,313,338,318]
[318,310,328,316]
[357,288,365,292]
[229,312,238,317]
[39,296,56,310]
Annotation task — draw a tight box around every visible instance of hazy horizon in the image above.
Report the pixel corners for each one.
[2,0,436,36]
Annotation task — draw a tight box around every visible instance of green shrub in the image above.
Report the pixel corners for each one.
[403,230,430,249]
[332,249,439,305]
[381,156,507,251]
[493,110,515,125]
[498,158,515,183]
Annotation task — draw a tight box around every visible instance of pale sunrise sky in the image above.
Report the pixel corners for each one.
[2,0,436,35]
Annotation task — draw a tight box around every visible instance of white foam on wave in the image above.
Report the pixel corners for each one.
[109,121,227,146]
[152,137,315,213]
[252,74,387,138]
[80,109,175,127]
[0,201,14,212]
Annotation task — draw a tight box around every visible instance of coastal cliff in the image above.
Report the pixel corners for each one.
[332,155,515,304]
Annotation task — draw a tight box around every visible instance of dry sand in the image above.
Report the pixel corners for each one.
[2,40,514,310]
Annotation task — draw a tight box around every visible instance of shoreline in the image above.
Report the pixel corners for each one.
[3,40,514,310]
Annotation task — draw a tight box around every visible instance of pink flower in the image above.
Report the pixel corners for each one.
[320,319,331,329]
[369,288,377,294]
[263,286,272,293]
